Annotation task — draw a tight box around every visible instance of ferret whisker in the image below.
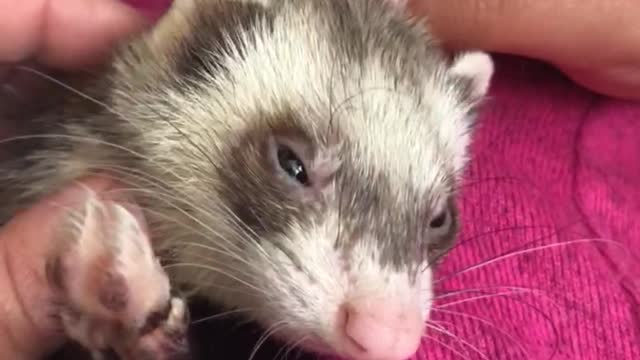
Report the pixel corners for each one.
[241,205,293,269]
[163,262,271,297]
[14,65,133,122]
[171,278,260,299]
[461,216,590,248]
[169,246,273,281]
[285,337,311,360]
[423,220,588,274]
[101,186,260,264]
[432,308,529,357]
[0,137,197,204]
[423,318,457,339]
[85,163,186,195]
[14,67,224,199]
[453,175,536,192]
[432,285,552,302]
[21,64,219,171]
[97,181,211,225]
[248,321,289,360]
[103,185,248,244]
[456,223,564,247]
[478,291,562,359]
[274,334,309,360]
[292,345,307,360]
[191,307,254,325]
[434,290,539,309]
[106,182,276,267]
[0,133,146,159]
[215,202,281,269]
[436,237,629,284]
[426,321,488,360]
[432,289,561,356]
[425,222,578,270]
[429,285,559,313]
[173,242,271,276]
[172,241,258,270]
[422,328,470,360]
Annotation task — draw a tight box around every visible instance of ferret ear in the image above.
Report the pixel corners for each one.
[449,51,495,101]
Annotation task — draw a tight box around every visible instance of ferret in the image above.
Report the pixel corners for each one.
[0,0,493,359]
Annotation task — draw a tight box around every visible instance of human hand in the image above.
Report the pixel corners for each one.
[408,0,640,100]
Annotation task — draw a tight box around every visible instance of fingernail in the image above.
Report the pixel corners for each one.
[120,0,173,19]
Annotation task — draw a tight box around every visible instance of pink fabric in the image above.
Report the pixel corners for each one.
[333,55,640,359]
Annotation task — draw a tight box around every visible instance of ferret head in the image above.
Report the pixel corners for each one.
[108,0,493,359]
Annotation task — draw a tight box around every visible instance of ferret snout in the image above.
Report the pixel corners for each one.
[337,297,423,360]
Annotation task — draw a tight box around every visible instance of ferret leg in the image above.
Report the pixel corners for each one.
[44,191,191,359]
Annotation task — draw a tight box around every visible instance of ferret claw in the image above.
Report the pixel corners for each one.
[45,192,191,359]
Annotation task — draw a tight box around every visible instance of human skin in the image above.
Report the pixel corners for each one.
[0,0,637,358]
[0,0,169,68]
[408,0,640,101]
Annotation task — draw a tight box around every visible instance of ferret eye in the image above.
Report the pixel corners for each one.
[277,145,310,185]
[429,209,450,229]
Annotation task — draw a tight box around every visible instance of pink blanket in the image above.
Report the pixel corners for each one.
[329,55,640,360]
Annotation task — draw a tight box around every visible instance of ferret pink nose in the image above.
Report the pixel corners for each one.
[339,298,423,360]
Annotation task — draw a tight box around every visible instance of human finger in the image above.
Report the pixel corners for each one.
[408,0,640,100]
[0,0,171,69]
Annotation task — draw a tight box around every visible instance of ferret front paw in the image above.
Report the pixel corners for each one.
[44,191,191,359]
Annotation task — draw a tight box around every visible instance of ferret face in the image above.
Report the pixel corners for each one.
[212,109,462,360]
[107,0,493,359]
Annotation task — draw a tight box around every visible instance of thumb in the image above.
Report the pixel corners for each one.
[408,0,640,100]
[0,177,116,359]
